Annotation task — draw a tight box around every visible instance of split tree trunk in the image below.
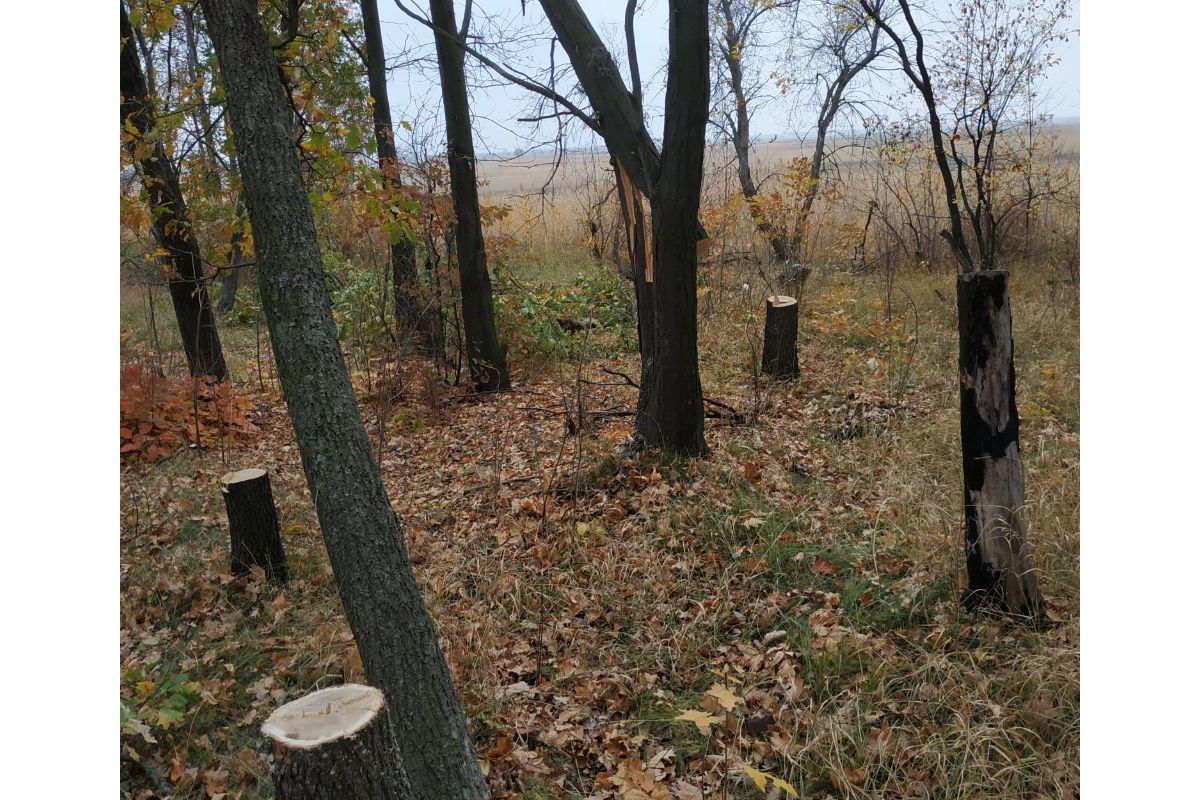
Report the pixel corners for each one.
[222,468,288,584]
[201,2,490,797]
[957,270,1042,619]
[761,295,799,378]
[429,0,510,391]
[539,0,709,456]
[121,6,228,380]
[262,684,410,800]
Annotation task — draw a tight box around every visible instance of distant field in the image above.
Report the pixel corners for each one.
[477,123,1080,202]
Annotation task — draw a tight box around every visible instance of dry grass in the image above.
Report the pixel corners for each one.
[120,121,1078,798]
[120,245,1078,799]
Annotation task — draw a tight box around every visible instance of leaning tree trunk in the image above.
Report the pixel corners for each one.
[121,5,228,380]
[262,684,411,800]
[360,0,437,353]
[222,468,288,583]
[957,270,1042,619]
[429,0,510,391]
[761,295,799,378]
[201,2,490,798]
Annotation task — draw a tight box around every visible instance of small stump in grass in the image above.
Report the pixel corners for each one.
[262,684,410,800]
[762,294,799,378]
[221,467,288,584]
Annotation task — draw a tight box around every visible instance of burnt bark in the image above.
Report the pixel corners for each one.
[200,2,490,797]
[360,0,436,351]
[957,271,1041,619]
[263,685,411,800]
[429,0,510,391]
[761,295,799,378]
[121,4,228,380]
[222,468,288,584]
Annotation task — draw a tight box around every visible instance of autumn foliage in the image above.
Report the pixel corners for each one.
[120,352,257,463]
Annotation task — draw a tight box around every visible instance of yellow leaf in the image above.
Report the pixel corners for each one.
[741,764,770,791]
[674,709,719,735]
[773,776,799,797]
[707,684,741,711]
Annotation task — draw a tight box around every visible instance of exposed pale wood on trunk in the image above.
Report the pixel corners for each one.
[957,271,1041,619]
[263,684,411,799]
[200,2,490,796]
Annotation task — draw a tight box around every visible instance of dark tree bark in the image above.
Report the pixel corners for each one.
[262,684,411,800]
[360,0,437,351]
[200,2,490,797]
[216,188,248,314]
[640,0,710,454]
[121,4,229,380]
[864,1,1042,620]
[957,271,1041,619]
[222,468,288,584]
[761,295,799,378]
[428,0,510,392]
[541,0,709,454]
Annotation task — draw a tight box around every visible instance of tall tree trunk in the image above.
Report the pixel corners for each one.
[957,271,1041,619]
[540,0,708,454]
[360,0,436,352]
[121,5,228,380]
[639,0,709,454]
[216,188,248,314]
[428,0,510,392]
[717,0,789,264]
[200,3,490,798]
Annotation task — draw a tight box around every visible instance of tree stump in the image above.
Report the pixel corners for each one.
[761,295,799,378]
[221,468,288,584]
[957,270,1042,620]
[262,684,411,800]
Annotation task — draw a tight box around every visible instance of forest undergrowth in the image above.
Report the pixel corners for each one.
[120,264,1079,800]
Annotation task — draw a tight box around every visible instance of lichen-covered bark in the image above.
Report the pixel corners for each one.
[121,5,228,380]
[200,2,489,797]
[957,270,1042,619]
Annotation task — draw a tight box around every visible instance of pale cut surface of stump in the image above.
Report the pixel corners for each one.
[262,684,411,799]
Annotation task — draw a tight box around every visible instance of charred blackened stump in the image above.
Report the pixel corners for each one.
[957,270,1042,621]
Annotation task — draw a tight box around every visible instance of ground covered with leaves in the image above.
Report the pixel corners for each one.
[120,267,1079,799]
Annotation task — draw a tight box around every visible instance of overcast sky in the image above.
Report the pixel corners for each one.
[379,0,1079,156]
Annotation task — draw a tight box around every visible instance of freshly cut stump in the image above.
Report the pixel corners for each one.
[957,270,1042,620]
[262,684,410,800]
[221,468,288,584]
[762,295,799,378]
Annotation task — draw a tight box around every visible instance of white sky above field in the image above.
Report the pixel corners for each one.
[379,0,1079,157]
